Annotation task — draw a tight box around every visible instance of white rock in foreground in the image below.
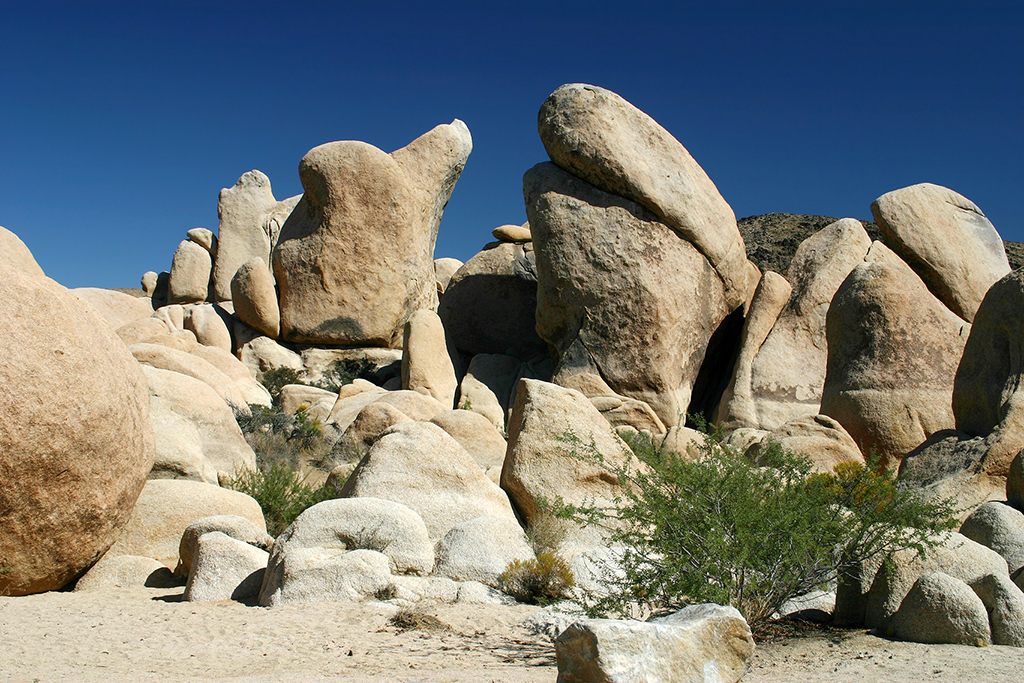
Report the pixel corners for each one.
[555,603,753,683]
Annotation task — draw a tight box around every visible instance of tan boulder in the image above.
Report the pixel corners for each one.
[720,219,872,430]
[73,554,177,592]
[430,409,508,481]
[233,322,304,378]
[106,479,266,567]
[401,309,457,407]
[212,169,298,301]
[538,83,757,308]
[502,379,630,528]
[141,271,158,296]
[526,162,732,428]
[872,183,1010,321]
[274,121,472,346]
[340,421,518,541]
[116,317,172,346]
[73,287,154,329]
[747,414,864,473]
[187,227,217,254]
[168,239,212,304]
[189,344,272,407]
[437,242,547,360]
[131,342,249,411]
[182,303,232,352]
[0,240,155,595]
[433,257,463,294]
[953,269,1024,476]
[890,571,991,645]
[457,353,522,430]
[231,257,280,338]
[492,223,532,242]
[820,243,970,470]
[339,402,412,454]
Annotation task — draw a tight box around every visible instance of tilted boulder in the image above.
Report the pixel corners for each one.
[131,342,249,412]
[437,242,547,360]
[430,409,508,482]
[231,257,280,338]
[274,121,472,346]
[960,501,1024,576]
[820,243,970,470]
[526,161,732,428]
[719,219,872,430]
[969,572,1024,647]
[401,309,457,408]
[538,83,757,308]
[177,515,274,578]
[953,269,1024,476]
[212,170,299,301]
[187,227,217,254]
[0,228,155,595]
[456,352,522,430]
[872,183,1009,322]
[433,256,463,294]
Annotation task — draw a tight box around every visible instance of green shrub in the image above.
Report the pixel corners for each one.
[499,552,576,605]
[552,421,959,627]
[229,460,333,537]
[259,367,304,405]
[312,358,377,393]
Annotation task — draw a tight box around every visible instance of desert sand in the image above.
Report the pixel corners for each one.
[2,586,1023,683]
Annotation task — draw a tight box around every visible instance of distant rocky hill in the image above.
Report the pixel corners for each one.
[739,213,1023,273]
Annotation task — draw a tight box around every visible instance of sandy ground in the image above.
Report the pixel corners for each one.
[2,586,1023,683]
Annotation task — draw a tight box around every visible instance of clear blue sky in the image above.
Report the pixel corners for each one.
[1,1,1020,288]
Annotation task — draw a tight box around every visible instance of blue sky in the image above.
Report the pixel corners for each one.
[1,1,1020,288]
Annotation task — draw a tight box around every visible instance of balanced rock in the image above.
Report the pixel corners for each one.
[187,227,217,253]
[526,161,732,428]
[231,257,280,338]
[492,223,532,242]
[872,183,1009,322]
[433,257,463,294]
[0,228,155,595]
[274,121,472,346]
[437,242,547,360]
[820,243,970,470]
[212,170,298,301]
[401,309,457,408]
[538,83,757,308]
[168,239,212,304]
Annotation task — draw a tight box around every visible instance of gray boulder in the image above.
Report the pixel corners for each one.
[890,571,991,645]
[183,531,269,603]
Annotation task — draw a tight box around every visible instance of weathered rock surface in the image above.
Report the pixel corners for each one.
[274,121,472,346]
[555,604,754,683]
[457,353,522,430]
[890,571,991,645]
[526,162,733,428]
[73,287,154,329]
[820,243,970,469]
[182,303,233,352]
[189,344,272,407]
[260,547,392,606]
[401,309,457,408]
[340,421,517,541]
[538,83,757,308]
[168,239,212,304]
[721,219,872,430]
[872,183,1009,322]
[969,572,1024,647]
[0,235,155,595]
[433,257,463,294]
[437,242,546,360]
[177,515,274,578]
[183,531,269,603]
[231,257,280,338]
[131,342,249,411]
[433,515,535,587]
[747,414,864,473]
[953,269,1024,476]
[960,501,1024,575]
[106,479,265,567]
[212,170,298,301]
[73,554,177,592]
[502,380,630,539]
[430,409,508,480]
[897,430,1005,516]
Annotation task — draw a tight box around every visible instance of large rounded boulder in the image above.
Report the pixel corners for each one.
[0,227,155,595]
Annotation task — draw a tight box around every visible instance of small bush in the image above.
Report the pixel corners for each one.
[499,552,576,605]
[389,607,450,632]
[229,460,333,537]
[312,358,377,393]
[552,420,959,627]
[259,367,304,405]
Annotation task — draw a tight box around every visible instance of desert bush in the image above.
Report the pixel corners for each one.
[552,421,959,627]
[499,552,576,605]
[259,367,304,405]
[229,460,333,537]
[312,358,377,393]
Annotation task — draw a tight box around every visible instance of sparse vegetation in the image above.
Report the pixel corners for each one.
[388,606,450,633]
[229,460,333,537]
[551,419,959,628]
[311,358,377,393]
[259,367,304,405]
[499,552,576,605]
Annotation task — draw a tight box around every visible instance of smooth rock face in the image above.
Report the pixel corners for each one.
[526,162,731,428]
[141,271,158,296]
[177,515,274,578]
[338,402,411,455]
[261,546,392,606]
[274,121,472,346]
[960,501,1024,575]
[820,243,971,470]
[340,421,517,542]
[168,240,212,304]
[212,170,294,301]
[538,83,756,308]
[189,345,272,407]
[890,571,991,645]
[437,242,547,360]
[105,479,265,567]
[872,183,1009,322]
[953,269,1024,476]
[730,219,872,430]
[231,257,280,338]
[73,287,154,330]
[969,572,1024,647]
[555,604,754,683]
[0,244,155,595]
[502,379,630,528]
[131,342,249,411]
[433,257,463,294]
[183,531,269,603]
[433,515,535,587]
[73,554,176,592]
[430,409,508,479]
[492,223,532,242]
[401,309,457,408]
[457,353,522,430]
[182,303,233,352]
